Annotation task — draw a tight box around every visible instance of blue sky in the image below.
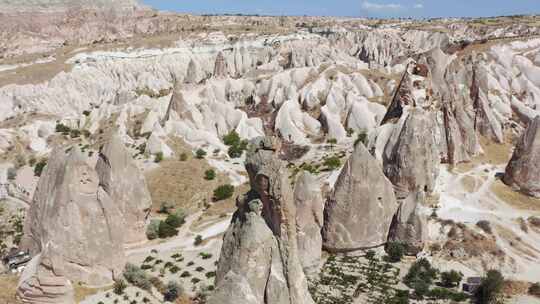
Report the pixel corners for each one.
[141,0,540,18]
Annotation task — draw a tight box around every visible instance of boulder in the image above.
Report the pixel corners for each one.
[19,147,126,303]
[383,109,439,196]
[95,134,152,245]
[387,191,427,255]
[503,116,540,197]
[323,143,398,251]
[293,172,324,275]
[210,141,315,304]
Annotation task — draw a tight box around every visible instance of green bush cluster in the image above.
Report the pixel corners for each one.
[146,209,186,240]
[223,130,248,158]
[123,263,152,291]
[204,169,216,180]
[385,242,405,263]
[213,184,234,201]
[34,159,47,177]
[474,270,504,304]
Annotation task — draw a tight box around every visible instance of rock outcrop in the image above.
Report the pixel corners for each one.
[323,143,398,251]
[293,171,324,276]
[95,134,151,245]
[210,140,314,304]
[19,147,126,303]
[503,116,540,197]
[383,109,439,196]
[387,191,427,255]
[213,51,228,78]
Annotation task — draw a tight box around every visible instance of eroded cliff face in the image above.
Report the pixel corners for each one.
[210,138,315,304]
[18,135,151,303]
[323,143,398,251]
[504,116,540,197]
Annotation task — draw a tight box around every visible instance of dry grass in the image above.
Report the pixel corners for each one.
[145,137,240,214]
[0,275,20,304]
[454,135,513,173]
[73,284,110,303]
[495,224,540,259]
[491,180,540,212]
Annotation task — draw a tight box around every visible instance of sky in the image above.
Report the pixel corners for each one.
[141,0,540,18]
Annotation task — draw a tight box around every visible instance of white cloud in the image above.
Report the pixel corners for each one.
[414,3,424,9]
[361,1,403,11]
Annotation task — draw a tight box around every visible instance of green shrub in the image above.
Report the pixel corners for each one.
[327,138,337,145]
[323,156,341,170]
[83,110,91,116]
[223,130,248,158]
[34,160,47,177]
[365,250,376,260]
[194,235,203,246]
[180,271,191,278]
[154,152,164,163]
[213,184,234,201]
[169,265,180,274]
[158,221,178,238]
[180,152,188,161]
[388,289,410,304]
[386,242,405,263]
[165,210,186,228]
[113,279,127,295]
[7,167,17,180]
[55,123,71,134]
[355,131,368,146]
[163,280,183,302]
[146,220,160,240]
[474,270,504,304]
[123,263,152,291]
[199,252,212,259]
[403,258,438,291]
[204,169,216,180]
[191,278,201,284]
[195,266,205,272]
[70,129,81,138]
[428,288,468,302]
[196,149,207,159]
[440,270,463,288]
[223,130,241,146]
[206,271,216,278]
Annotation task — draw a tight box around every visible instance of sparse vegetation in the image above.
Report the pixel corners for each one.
[123,263,152,291]
[323,156,341,171]
[194,235,203,246]
[440,270,463,288]
[113,279,127,295]
[476,220,493,234]
[163,280,183,302]
[146,219,160,240]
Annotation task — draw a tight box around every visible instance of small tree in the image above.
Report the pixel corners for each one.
[158,202,174,214]
[34,160,47,177]
[154,152,164,163]
[440,270,463,288]
[223,131,241,146]
[474,270,504,304]
[113,279,127,295]
[196,149,207,159]
[165,210,186,228]
[194,235,203,246]
[146,220,160,240]
[204,169,216,180]
[163,281,183,302]
[158,221,178,238]
[213,184,234,201]
[386,242,406,263]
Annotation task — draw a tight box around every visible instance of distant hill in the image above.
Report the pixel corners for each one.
[0,0,142,12]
